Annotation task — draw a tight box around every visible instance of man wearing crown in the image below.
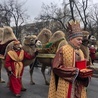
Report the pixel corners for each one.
[48,20,92,98]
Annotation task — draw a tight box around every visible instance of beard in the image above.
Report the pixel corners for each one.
[17,47,22,51]
[13,46,22,51]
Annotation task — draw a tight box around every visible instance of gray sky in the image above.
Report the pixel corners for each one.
[24,0,98,23]
[24,0,62,23]
[1,0,98,25]
[0,0,62,25]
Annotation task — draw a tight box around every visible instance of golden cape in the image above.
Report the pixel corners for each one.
[8,50,24,78]
[48,44,87,98]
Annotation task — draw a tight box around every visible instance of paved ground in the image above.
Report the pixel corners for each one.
[0,66,50,98]
[0,62,98,98]
[87,77,98,98]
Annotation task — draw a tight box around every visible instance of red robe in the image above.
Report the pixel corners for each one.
[5,50,35,95]
[89,47,96,60]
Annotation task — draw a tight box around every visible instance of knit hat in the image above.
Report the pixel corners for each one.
[67,20,83,39]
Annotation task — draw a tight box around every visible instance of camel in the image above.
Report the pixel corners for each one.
[22,35,42,66]
[26,29,67,85]
[22,28,91,86]
[25,28,53,85]
[0,26,17,83]
[80,31,92,66]
[0,27,4,83]
[0,26,42,88]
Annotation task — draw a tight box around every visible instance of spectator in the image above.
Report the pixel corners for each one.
[89,45,96,64]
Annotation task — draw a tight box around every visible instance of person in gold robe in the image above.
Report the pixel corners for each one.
[48,20,92,98]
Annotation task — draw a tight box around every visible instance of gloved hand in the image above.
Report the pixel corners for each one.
[8,71,12,76]
[35,51,39,55]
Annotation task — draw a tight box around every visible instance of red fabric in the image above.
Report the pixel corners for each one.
[5,50,35,94]
[89,48,95,53]
[75,60,87,70]
[67,83,72,98]
[0,39,16,55]
[89,48,96,60]
[9,75,22,94]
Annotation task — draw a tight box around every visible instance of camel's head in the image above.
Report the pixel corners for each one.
[88,34,96,46]
[23,35,42,48]
[82,31,90,46]
[89,35,96,41]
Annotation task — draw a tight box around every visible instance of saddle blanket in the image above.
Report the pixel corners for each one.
[36,53,55,58]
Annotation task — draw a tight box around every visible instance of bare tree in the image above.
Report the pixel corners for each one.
[0,4,11,26]
[72,0,89,30]
[69,0,75,21]
[88,4,98,39]
[35,0,90,32]
[35,2,71,32]
[0,0,29,38]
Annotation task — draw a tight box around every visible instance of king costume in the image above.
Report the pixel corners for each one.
[5,49,35,95]
[48,44,90,98]
[48,20,92,98]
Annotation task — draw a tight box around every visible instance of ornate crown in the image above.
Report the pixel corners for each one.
[67,20,83,39]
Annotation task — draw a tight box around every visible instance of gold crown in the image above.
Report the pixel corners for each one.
[67,20,83,39]
[67,20,81,33]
